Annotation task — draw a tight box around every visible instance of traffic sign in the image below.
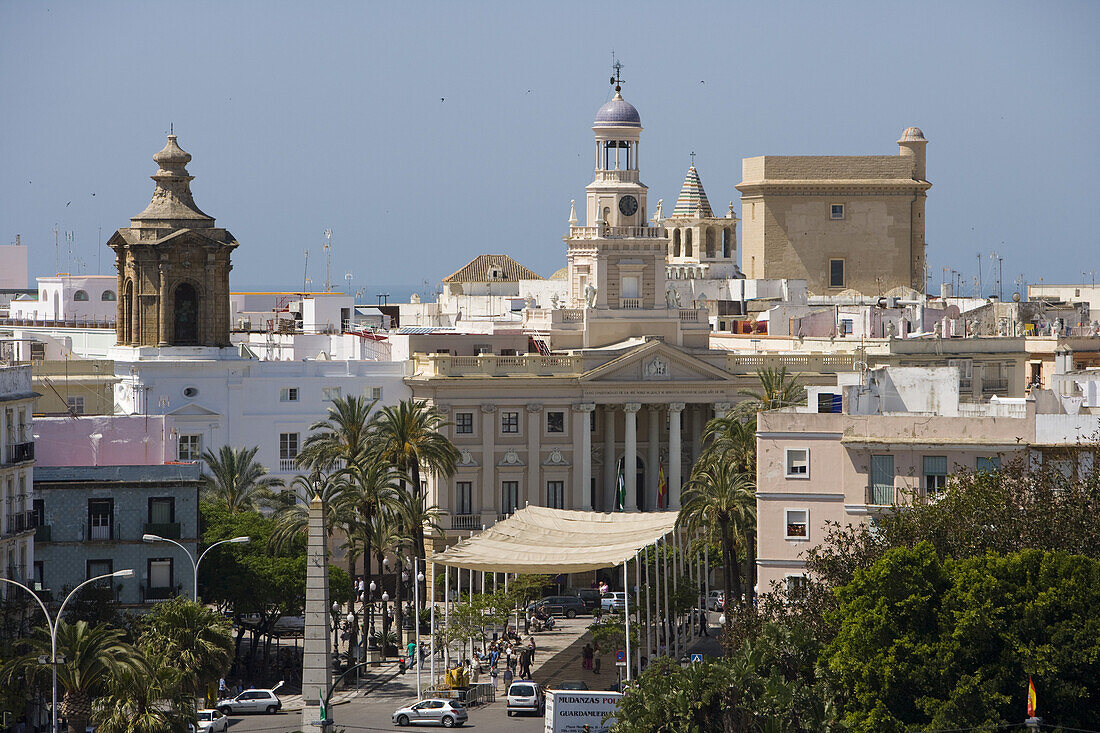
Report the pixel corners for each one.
[615,661,627,667]
[690,653,703,663]
[615,649,626,662]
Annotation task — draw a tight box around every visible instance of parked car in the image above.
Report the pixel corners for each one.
[215,683,284,715]
[568,588,602,612]
[392,698,468,727]
[507,680,545,717]
[529,595,587,618]
[272,615,305,635]
[195,709,229,732]
[600,592,627,612]
[707,591,724,611]
[548,680,589,691]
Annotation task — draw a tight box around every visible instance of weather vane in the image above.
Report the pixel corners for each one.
[610,56,624,92]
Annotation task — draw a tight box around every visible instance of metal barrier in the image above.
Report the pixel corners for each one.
[425,682,495,707]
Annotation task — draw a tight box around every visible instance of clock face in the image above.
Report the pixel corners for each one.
[618,195,638,217]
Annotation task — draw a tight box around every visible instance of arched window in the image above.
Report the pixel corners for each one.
[705,228,716,258]
[73,290,89,301]
[673,229,681,258]
[101,290,116,301]
[173,283,199,345]
[722,228,732,258]
[685,228,693,258]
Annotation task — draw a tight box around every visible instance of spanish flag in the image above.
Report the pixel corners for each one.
[1027,676,1037,717]
[657,460,667,509]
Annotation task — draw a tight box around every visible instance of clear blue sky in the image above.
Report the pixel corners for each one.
[2,1,1097,300]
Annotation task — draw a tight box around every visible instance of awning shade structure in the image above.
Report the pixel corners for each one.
[428,505,680,573]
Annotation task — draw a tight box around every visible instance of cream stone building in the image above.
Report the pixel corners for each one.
[737,128,930,296]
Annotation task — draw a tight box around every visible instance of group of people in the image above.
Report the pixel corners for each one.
[472,633,538,689]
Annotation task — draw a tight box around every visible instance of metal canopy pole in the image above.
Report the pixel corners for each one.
[662,533,670,658]
[444,564,450,668]
[633,551,641,678]
[644,545,652,667]
[430,561,436,689]
[623,558,632,681]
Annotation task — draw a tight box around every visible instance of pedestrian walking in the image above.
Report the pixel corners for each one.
[519,648,531,678]
[503,666,514,690]
[581,643,593,671]
[218,676,228,697]
[527,636,536,664]
[592,643,601,675]
[490,664,499,690]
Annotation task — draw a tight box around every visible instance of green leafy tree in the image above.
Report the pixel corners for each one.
[1,620,146,733]
[92,654,195,733]
[137,596,233,702]
[678,455,755,646]
[613,622,839,733]
[200,445,283,514]
[823,544,1100,731]
[370,399,459,604]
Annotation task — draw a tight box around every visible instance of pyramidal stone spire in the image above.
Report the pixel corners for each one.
[671,165,714,218]
[131,134,215,228]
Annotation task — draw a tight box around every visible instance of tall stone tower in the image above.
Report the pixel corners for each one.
[107,135,237,348]
[565,67,668,311]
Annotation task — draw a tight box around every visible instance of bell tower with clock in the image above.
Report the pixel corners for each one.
[566,63,669,319]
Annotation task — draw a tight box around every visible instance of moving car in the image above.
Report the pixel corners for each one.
[707,591,724,611]
[507,680,545,717]
[392,698,468,727]
[195,709,229,732]
[529,595,588,618]
[600,592,627,612]
[215,683,284,715]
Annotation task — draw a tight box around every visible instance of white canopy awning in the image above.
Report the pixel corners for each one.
[428,506,679,573]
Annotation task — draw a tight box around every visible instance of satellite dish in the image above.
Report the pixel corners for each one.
[944,305,961,319]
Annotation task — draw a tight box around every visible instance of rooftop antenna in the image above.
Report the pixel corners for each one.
[302,248,310,293]
[323,229,333,293]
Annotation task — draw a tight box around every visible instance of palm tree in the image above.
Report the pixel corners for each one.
[268,469,349,553]
[298,394,378,471]
[2,620,147,733]
[370,399,458,605]
[137,597,233,703]
[700,412,757,474]
[200,445,283,514]
[738,366,805,412]
[677,457,756,651]
[363,511,405,657]
[92,654,195,733]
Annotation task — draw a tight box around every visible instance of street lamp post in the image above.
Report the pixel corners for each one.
[331,601,341,657]
[414,561,425,698]
[1,569,134,733]
[368,580,377,649]
[380,591,390,660]
[143,533,249,601]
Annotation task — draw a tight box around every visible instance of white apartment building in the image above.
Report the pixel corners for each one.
[1,365,36,594]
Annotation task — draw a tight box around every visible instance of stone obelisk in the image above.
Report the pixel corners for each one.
[301,493,332,729]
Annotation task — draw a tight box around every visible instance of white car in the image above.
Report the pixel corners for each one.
[707,590,724,611]
[600,592,627,612]
[195,709,229,732]
[215,683,284,715]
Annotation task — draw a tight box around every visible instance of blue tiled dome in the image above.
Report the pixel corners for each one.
[594,92,641,128]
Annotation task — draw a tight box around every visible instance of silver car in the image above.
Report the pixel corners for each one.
[215,687,283,715]
[392,698,468,727]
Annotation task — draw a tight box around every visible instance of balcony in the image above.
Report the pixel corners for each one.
[143,522,181,540]
[87,521,116,541]
[869,485,895,506]
[619,298,641,309]
[446,514,480,531]
[279,458,298,472]
[142,585,180,602]
[5,442,34,465]
[4,510,36,537]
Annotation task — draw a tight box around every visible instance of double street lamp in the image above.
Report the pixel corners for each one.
[142,533,250,600]
[1,569,134,733]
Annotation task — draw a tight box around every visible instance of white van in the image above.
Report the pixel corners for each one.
[506,680,544,717]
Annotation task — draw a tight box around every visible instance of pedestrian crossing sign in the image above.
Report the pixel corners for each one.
[691,653,703,663]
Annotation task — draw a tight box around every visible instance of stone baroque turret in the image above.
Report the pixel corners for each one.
[107,135,237,348]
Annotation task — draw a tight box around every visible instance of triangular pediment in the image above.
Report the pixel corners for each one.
[581,341,733,383]
[167,402,222,416]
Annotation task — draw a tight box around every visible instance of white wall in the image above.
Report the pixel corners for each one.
[9,275,118,322]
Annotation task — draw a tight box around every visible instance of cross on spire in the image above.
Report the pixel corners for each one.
[690,151,696,167]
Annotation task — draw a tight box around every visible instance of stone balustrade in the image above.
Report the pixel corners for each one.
[414,353,583,377]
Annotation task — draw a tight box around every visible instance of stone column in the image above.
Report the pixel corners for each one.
[576,403,596,510]
[603,405,616,511]
[157,263,169,346]
[668,403,684,510]
[526,403,542,506]
[480,404,496,524]
[115,257,126,344]
[301,493,332,728]
[623,403,641,512]
[131,274,141,345]
[690,406,703,466]
[647,405,660,511]
[714,402,732,420]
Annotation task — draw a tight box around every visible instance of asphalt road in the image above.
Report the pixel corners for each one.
[223,674,546,733]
